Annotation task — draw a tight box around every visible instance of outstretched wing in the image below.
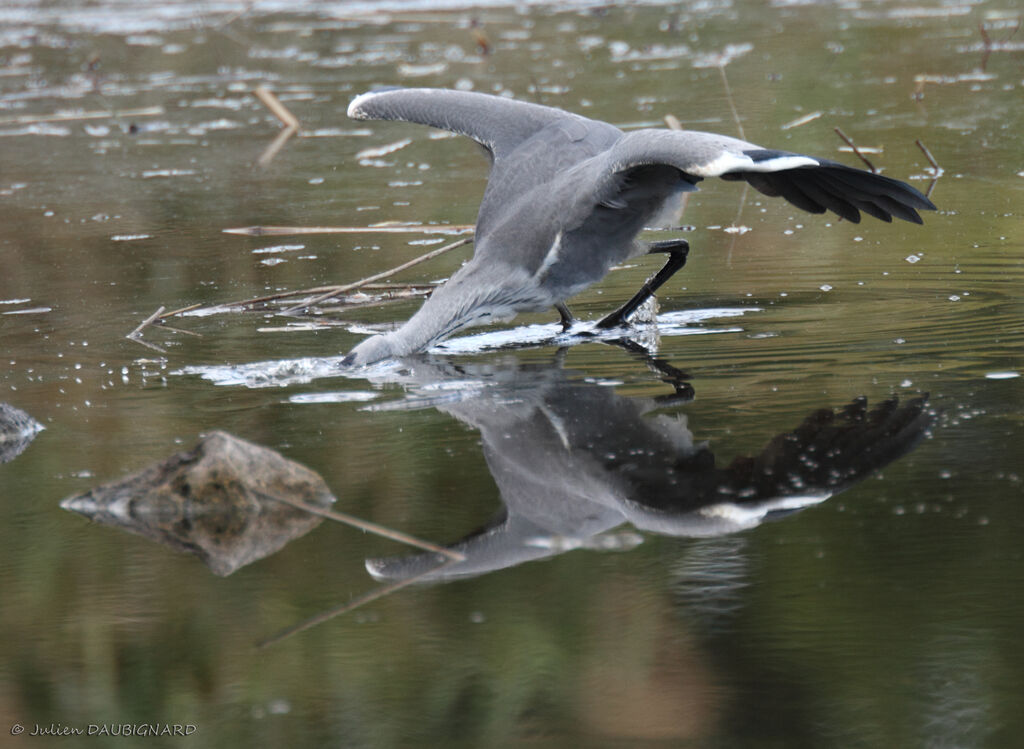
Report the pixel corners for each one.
[348,88,585,164]
[600,128,937,224]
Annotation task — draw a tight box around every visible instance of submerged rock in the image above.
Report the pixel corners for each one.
[0,402,45,464]
[61,431,336,575]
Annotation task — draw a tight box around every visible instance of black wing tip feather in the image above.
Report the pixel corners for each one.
[815,160,937,215]
[740,160,935,225]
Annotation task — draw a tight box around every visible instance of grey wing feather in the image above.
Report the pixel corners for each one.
[348,88,581,162]
[598,128,936,224]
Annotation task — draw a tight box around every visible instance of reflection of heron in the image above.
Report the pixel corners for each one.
[342,89,936,366]
[363,357,934,581]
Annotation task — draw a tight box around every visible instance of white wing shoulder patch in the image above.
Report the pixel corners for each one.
[690,149,819,178]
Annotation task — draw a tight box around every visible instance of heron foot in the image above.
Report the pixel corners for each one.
[596,239,690,329]
[555,302,576,332]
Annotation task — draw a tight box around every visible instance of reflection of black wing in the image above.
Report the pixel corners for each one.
[367,382,933,582]
[630,396,932,513]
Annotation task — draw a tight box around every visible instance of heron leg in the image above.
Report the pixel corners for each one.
[596,238,690,329]
[555,302,575,332]
[605,337,695,404]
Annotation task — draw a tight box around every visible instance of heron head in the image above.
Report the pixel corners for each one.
[341,333,400,369]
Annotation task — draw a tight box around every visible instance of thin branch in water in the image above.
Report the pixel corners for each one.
[662,113,691,223]
[158,323,203,338]
[255,85,300,130]
[253,87,300,166]
[781,111,823,130]
[128,337,168,354]
[915,138,943,199]
[834,128,877,173]
[257,557,462,648]
[127,306,166,339]
[126,306,168,351]
[257,123,298,167]
[717,64,748,260]
[282,236,472,313]
[160,302,203,319]
[157,234,470,320]
[717,64,745,141]
[0,105,164,126]
[266,493,465,561]
[915,139,943,176]
[222,224,474,236]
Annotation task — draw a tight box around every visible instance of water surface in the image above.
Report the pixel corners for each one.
[1,1,1022,746]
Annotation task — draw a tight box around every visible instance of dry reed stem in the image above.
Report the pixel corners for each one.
[281,236,471,313]
[833,128,877,173]
[266,493,465,561]
[915,139,943,175]
[257,123,298,167]
[0,105,164,126]
[257,558,462,648]
[222,224,474,236]
[254,86,300,129]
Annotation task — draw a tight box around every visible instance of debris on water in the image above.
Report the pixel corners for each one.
[781,111,823,130]
[141,168,197,179]
[398,62,448,77]
[2,306,52,315]
[985,371,1019,380]
[356,138,412,161]
[252,244,305,254]
[288,391,379,404]
[60,431,336,576]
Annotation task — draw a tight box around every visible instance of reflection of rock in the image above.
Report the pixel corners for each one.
[0,402,44,464]
[61,431,335,575]
[365,358,933,582]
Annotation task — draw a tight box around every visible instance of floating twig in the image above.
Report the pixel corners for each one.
[834,128,877,173]
[257,123,298,167]
[257,557,462,648]
[160,235,471,319]
[282,236,472,313]
[127,306,166,339]
[266,493,465,561]
[254,87,300,166]
[223,224,474,236]
[255,85,300,130]
[717,65,745,141]
[125,305,167,349]
[663,113,682,131]
[719,65,749,256]
[160,302,203,319]
[0,105,164,126]
[915,139,943,176]
[781,111,823,130]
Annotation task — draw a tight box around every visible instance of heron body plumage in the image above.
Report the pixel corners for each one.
[341,88,935,367]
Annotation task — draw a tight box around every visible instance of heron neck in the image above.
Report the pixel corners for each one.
[385,277,480,355]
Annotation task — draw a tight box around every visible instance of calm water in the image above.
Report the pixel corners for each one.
[1,1,1022,747]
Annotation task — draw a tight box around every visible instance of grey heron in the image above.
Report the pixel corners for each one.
[341,88,935,367]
